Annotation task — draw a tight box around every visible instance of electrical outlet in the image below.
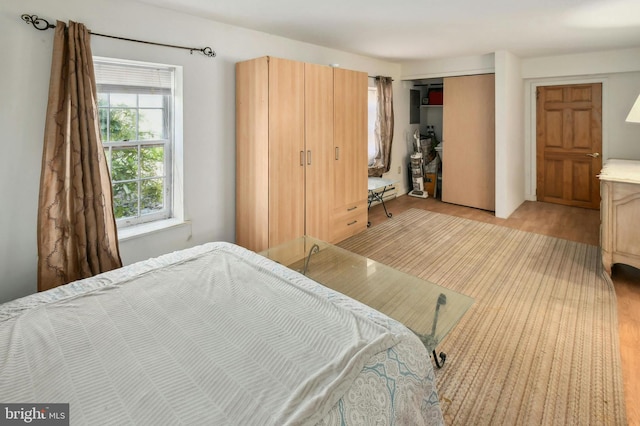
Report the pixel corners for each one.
[397,165,401,174]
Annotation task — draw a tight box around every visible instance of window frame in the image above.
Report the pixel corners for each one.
[367,86,379,167]
[94,58,177,229]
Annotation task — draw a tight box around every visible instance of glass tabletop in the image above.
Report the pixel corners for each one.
[260,236,474,353]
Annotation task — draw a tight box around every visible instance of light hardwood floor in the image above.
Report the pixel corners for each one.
[368,195,640,425]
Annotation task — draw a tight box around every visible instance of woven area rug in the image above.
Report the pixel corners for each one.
[339,208,627,425]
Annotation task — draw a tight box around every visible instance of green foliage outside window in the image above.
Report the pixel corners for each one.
[99,98,166,220]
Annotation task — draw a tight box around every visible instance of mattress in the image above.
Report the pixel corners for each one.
[0,242,443,425]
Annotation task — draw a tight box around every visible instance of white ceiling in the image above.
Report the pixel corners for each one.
[137,0,640,61]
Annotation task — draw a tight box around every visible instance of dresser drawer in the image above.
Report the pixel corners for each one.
[331,201,367,243]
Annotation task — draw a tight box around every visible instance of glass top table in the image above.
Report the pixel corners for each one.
[260,236,474,367]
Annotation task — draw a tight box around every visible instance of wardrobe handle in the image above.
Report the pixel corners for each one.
[300,151,304,166]
[335,147,340,160]
[307,150,312,165]
[347,206,357,211]
[347,220,357,226]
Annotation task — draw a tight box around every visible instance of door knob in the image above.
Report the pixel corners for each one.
[586,152,600,158]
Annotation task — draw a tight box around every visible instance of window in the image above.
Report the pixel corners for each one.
[367,86,378,166]
[94,59,179,229]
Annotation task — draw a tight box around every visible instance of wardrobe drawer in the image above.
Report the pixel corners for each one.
[331,201,367,243]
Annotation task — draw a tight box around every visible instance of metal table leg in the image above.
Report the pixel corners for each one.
[413,293,448,368]
[367,185,393,227]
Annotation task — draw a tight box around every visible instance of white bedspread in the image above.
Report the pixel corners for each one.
[0,243,443,425]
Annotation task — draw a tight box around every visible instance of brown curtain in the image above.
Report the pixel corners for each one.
[368,76,394,177]
[38,21,122,292]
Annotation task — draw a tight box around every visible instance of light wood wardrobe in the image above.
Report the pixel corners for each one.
[235,56,367,252]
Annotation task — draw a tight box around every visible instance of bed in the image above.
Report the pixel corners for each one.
[0,242,444,425]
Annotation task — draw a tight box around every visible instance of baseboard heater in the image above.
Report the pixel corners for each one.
[368,186,397,206]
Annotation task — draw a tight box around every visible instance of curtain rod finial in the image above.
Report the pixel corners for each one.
[202,47,216,57]
[21,14,55,31]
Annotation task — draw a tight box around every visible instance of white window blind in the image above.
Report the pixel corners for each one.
[94,62,173,95]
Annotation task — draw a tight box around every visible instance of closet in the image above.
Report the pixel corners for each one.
[235,56,367,252]
[409,74,495,210]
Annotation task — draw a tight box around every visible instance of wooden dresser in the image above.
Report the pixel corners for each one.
[599,159,640,275]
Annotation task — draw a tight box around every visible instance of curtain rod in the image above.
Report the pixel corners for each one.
[369,75,394,81]
[21,14,216,58]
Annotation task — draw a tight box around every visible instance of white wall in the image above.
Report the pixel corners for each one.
[494,51,525,219]
[402,54,496,79]
[606,73,640,159]
[0,0,402,303]
[521,47,640,80]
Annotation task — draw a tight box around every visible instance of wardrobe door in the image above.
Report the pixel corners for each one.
[332,68,368,242]
[236,57,269,251]
[268,58,305,247]
[442,74,495,211]
[304,63,334,241]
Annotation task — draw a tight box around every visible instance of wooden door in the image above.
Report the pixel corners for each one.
[536,83,602,209]
[268,57,305,247]
[442,74,495,211]
[304,63,334,241]
[333,68,368,209]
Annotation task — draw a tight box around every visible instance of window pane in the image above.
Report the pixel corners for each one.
[111,147,138,181]
[113,181,138,219]
[99,108,108,141]
[139,109,165,140]
[98,93,108,107]
[140,145,164,178]
[139,94,164,108]
[109,108,137,141]
[104,147,112,171]
[368,88,378,165]
[110,93,137,107]
[141,178,164,214]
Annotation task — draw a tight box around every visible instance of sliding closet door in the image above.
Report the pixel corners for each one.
[442,74,495,211]
[268,58,305,247]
